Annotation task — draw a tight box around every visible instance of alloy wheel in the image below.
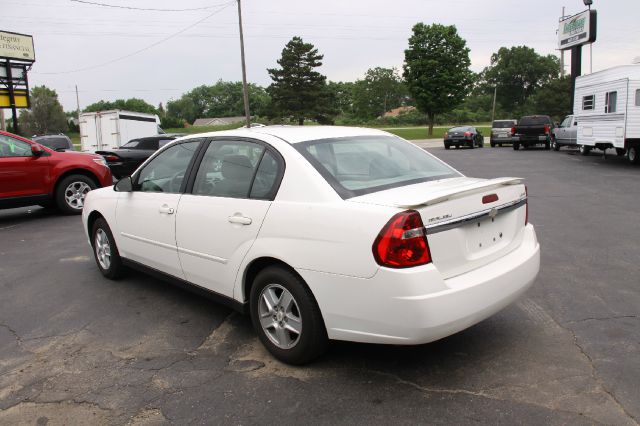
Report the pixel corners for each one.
[258,284,302,349]
[94,229,111,270]
[64,181,91,210]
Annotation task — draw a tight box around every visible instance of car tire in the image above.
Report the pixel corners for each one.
[490,141,496,147]
[579,145,591,156]
[469,141,475,149]
[628,146,640,164]
[250,266,328,365]
[456,145,460,149]
[616,148,626,157]
[552,139,560,151]
[55,174,97,214]
[91,218,125,279]
[513,143,520,151]
[444,143,450,150]
[544,141,551,150]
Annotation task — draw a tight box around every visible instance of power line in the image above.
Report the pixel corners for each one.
[69,0,232,12]
[35,1,235,75]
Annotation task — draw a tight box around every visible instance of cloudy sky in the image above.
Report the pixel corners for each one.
[2,0,639,112]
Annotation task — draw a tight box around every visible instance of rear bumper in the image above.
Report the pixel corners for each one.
[514,135,549,143]
[298,224,540,345]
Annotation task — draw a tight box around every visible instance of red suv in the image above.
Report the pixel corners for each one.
[0,130,112,214]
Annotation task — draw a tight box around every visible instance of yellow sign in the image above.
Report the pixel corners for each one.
[0,89,29,108]
[0,31,35,62]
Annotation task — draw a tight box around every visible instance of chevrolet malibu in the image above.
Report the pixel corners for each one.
[82,126,540,364]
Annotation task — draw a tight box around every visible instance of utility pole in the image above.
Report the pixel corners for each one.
[6,60,19,135]
[75,84,81,123]
[237,0,251,128]
[560,6,566,77]
[491,86,497,124]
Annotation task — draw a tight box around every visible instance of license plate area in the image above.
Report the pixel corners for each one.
[465,214,507,255]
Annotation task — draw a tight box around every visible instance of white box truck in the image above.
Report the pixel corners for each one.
[574,64,640,163]
[79,110,161,152]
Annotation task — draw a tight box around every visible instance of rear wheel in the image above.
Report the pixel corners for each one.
[250,266,328,365]
[552,139,560,151]
[91,218,125,279]
[55,174,97,214]
[579,145,591,156]
[628,146,640,164]
[544,141,551,150]
[490,140,496,148]
[444,143,450,150]
[513,143,520,151]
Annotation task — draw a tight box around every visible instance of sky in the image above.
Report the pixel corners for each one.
[2,0,639,112]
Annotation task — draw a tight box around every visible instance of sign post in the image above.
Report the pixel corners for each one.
[0,30,35,134]
[557,10,597,113]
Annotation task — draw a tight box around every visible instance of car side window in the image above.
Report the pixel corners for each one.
[0,135,32,157]
[192,140,264,199]
[134,141,200,193]
[250,151,281,199]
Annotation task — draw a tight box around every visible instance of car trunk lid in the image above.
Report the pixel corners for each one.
[350,177,528,279]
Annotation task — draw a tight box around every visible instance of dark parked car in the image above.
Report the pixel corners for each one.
[32,134,74,152]
[443,126,484,149]
[96,134,185,179]
[511,115,554,150]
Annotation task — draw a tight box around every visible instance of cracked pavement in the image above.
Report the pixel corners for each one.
[1,146,639,425]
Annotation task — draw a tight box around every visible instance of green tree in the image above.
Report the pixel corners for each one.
[326,81,355,116]
[482,46,560,114]
[18,85,68,136]
[352,67,409,119]
[403,23,473,136]
[267,36,332,125]
[83,98,158,114]
[525,76,572,122]
[166,81,270,124]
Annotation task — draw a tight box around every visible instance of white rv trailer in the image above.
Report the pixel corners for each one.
[79,110,160,152]
[574,64,640,164]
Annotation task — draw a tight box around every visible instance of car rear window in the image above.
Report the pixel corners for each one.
[519,116,551,126]
[295,135,460,199]
[492,121,514,128]
[449,126,472,132]
[35,137,70,150]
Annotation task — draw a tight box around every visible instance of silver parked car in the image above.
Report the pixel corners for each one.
[490,119,517,147]
[551,115,577,151]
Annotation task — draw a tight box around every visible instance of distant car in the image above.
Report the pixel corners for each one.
[0,130,112,214]
[96,134,185,179]
[32,134,74,152]
[443,126,484,149]
[511,115,554,150]
[490,120,517,147]
[551,115,578,151]
[83,126,539,364]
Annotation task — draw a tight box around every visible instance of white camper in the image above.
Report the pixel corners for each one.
[574,64,640,163]
[79,110,160,152]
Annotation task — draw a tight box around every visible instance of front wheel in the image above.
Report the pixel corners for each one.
[55,174,97,214]
[544,141,550,150]
[91,218,125,279]
[628,146,640,164]
[250,266,328,365]
[552,139,560,151]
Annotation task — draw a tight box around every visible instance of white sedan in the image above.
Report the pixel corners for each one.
[82,126,540,364]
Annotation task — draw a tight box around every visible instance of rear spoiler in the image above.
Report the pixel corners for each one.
[397,177,524,209]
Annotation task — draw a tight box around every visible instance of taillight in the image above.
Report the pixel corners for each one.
[544,124,550,135]
[482,193,499,204]
[511,126,516,136]
[525,186,529,225]
[103,155,119,162]
[464,131,472,138]
[373,210,431,268]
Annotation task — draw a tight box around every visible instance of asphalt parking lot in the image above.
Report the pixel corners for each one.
[1,145,639,425]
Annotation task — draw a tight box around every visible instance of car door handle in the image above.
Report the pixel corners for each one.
[159,205,175,215]
[228,214,252,225]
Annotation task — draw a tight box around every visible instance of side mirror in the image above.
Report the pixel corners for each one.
[31,144,44,157]
[114,176,133,192]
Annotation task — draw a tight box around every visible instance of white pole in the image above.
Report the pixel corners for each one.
[0,109,5,131]
[560,6,566,77]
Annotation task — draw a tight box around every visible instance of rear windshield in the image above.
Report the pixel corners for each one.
[519,116,551,126]
[449,126,472,132]
[492,120,514,128]
[35,137,71,150]
[295,135,460,199]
